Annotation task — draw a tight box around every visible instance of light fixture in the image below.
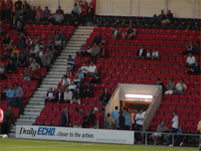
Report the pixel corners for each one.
[125,94,153,99]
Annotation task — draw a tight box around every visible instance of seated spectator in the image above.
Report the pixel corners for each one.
[136,45,146,59]
[67,55,74,72]
[30,42,40,55]
[123,108,132,130]
[1,86,7,100]
[91,43,100,61]
[56,5,64,15]
[146,49,151,59]
[100,43,106,57]
[100,88,111,106]
[92,33,101,45]
[111,27,120,40]
[50,11,64,24]
[156,78,165,93]
[6,84,16,107]
[85,44,92,57]
[192,41,201,55]
[60,107,70,127]
[55,88,64,103]
[186,53,196,67]
[6,60,16,73]
[80,62,88,75]
[87,62,96,75]
[3,33,11,47]
[73,87,81,102]
[1,106,14,134]
[74,69,84,83]
[63,88,73,103]
[165,78,175,95]
[152,48,159,60]
[90,69,101,83]
[0,64,6,80]
[17,33,26,49]
[150,121,169,145]
[41,6,51,22]
[158,10,166,23]
[183,41,193,54]
[24,66,33,81]
[18,53,27,67]
[175,79,187,95]
[187,61,200,75]
[45,87,55,103]
[127,26,135,40]
[68,81,77,92]
[61,74,71,90]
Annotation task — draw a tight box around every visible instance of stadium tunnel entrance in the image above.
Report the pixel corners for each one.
[105,84,162,131]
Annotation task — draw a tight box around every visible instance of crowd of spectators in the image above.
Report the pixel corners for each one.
[0,0,95,27]
[93,10,200,30]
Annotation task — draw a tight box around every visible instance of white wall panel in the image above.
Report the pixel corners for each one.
[96,0,111,15]
[168,0,193,18]
[140,0,165,17]
[111,0,130,16]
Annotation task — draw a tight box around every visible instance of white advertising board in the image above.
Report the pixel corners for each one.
[16,125,134,144]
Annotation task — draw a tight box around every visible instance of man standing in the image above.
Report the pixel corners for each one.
[111,106,119,127]
[135,109,146,143]
[6,84,16,107]
[169,111,179,147]
[15,83,24,114]
[60,107,70,127]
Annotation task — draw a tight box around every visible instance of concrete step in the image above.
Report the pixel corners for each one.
[72,35,89,39]
[46,74,63,78]
[28,101,45,106]
[23,111,41,116]
[26,104,44,108]
[78,26,94,30]
[30,97,45,101]
[62,49,78,53]
[73,32,91,35]
[64,46,80,50]
[15,119,35,125]
[19,114,38,119]
[42,78,61,82]
[68,40,86,44]
[58,55,75,59]
[67,43,83,47]
[40,84,57,88]
[48,71,66,75]
[51,65,67,69]
[24,108,44,112]
[34,91,47,94]
[70,37,88,41]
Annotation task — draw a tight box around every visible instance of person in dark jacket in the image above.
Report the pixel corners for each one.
[119,110,125,130]
[60,107,70,127]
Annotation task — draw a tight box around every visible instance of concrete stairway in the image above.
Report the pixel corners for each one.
[9,26,94,137]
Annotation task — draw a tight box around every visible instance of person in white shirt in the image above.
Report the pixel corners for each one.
[175,79,187,95]
[81,63,88,75]
[186,53,196,67]
[152,48,159,60]
[64,88,72,103]
[168,111,179,147]
[68,81,76,91]
[88,62,96,75]
[171,111,179,132]
[146,49,151,59]
[135,109,146,143]
[61,75,71,90]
